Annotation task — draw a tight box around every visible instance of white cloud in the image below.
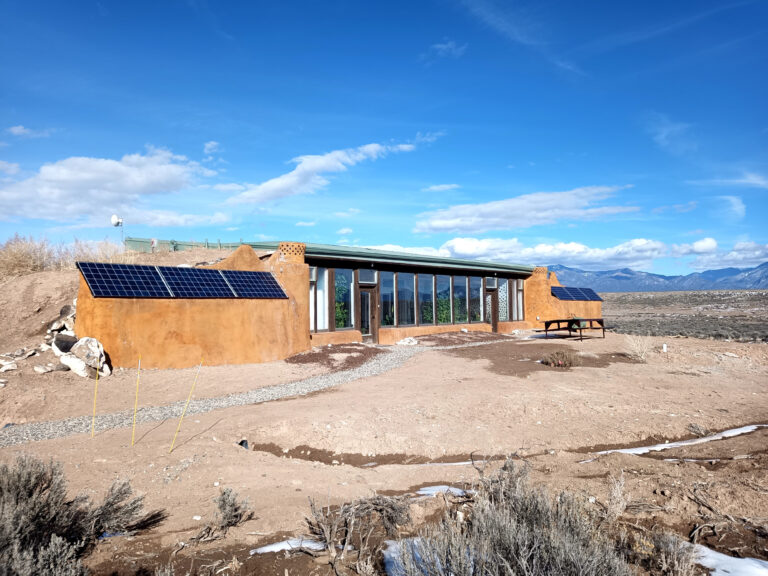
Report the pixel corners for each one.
[690,241,768,270]
[225,226,239,231]
[414,185,636,234]
[0,160,19,175]
[652,200,697,214]
[213,183,246,192]
[644,112,697,155]
[366,243,448,257]
[203,141,220,154]
[719,195,746,220]
[335,208,361,218]
[688,171,768,190]
[671,237,718,256]
[227,142,415,204]
[295,221,316,227]
[422,183,460,192]
[6,125,52,138]
[420,39,467,65]
[336,227,353,235]
[0,147,222,227]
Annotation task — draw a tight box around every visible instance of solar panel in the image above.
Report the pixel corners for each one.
[551,286,603,302]
[221,270,288,299]
[77,262,172,298]
[157,266,235,298]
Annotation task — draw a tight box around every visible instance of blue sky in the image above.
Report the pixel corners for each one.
[1,0,766,274]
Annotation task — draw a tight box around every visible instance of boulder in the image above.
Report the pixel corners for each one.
[52,333,78,357]
[59,304,75,318]
[34,365,53,374]
[60,337,110,379]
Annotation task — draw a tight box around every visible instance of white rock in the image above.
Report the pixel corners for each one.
[0,379,7,384]
[39,343,51,351]
[71,337,110,378]
[396,337,418,346]
[34,365,53,374]
[0,363,18,373]
[60,329,76,337]
[460,328,469,333]
[192,515,202,521]
[60,354,90,377]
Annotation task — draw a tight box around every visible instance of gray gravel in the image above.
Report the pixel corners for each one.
[0,337,524,448]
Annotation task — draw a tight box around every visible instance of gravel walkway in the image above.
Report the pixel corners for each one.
[0,337,524,448]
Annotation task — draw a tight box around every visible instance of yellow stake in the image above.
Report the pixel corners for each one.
[169,358,203,454]
[131,355,141,447]
[91,354,101,438]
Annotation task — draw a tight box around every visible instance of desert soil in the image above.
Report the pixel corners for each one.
[0,256,766,575]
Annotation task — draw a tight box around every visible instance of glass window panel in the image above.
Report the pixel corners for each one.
[517,279,524,321]
[358,269,377,284]
[436,275,452,324]
[380,271,395,326]
[469,277,482,322]
[309,285,315,331]
[334,268,353,329]
[453,276,468,323]
[360,292,371,336]
[316,268,329,330]
[498,279,509,322]
[397,272,415,325]
[418,274,434,325]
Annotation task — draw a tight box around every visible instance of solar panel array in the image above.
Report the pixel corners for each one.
[551,286,603,302]
[77,262,287,300]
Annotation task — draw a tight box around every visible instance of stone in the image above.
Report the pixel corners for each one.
[0,363,18,373]
[34,365,53,374]
[39,343,51,351]
[63,318,75,332]
[52,333,78,357]
[51,363,70,372]
[59,304,75,318]
[67,337,110,378]
[60,329,76,337]
[12,348,25,357]
[19,349,37,359]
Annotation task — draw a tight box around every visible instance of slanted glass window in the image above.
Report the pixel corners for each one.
[418,274,434,325]
[315,267,329,330]
[397,272,415,325]
[453,276,468,323]
[436,275,452,324]
[380,271,395,326]
[469,277,482,322]
[498,279,510,322]
[359,269,377,285]
[335,269,353,329]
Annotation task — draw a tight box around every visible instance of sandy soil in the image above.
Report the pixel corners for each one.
[0,262,767,574]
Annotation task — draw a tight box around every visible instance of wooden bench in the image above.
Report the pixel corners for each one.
[544,318,605,341]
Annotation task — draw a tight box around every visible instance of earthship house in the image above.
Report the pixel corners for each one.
[74,240,602,369]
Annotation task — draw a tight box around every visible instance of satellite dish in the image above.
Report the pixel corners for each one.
[110,214,123,227]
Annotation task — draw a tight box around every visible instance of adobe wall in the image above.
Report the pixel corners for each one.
[310,331,363,346]
[523,267,602,329]
[75,244,311,369]
[378,322,492,344]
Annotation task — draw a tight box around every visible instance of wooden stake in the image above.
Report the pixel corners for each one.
[91,354,101,438]
[131,355,141,447]
[169,358,203,454]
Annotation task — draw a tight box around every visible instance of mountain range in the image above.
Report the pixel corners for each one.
[547,262,768,292]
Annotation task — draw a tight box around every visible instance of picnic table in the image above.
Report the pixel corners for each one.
[544,318,605,341]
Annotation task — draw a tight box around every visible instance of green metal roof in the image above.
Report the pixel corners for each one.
[124,237,535,276]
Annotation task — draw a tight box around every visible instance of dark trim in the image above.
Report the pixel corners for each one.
[304,257,530,280]
[328,268,335,332]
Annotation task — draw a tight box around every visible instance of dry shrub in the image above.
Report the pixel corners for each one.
[652,532,696,576]
[686,423,711,438]
[215,488,253,533]
[605,472,627,524]
[0,455,166,574]
[625,334,653,362]
[0,234,132,277]
[541,349,577,368]
[397,461,631,576]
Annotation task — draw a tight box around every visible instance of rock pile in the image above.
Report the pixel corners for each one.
[1,298,110,380]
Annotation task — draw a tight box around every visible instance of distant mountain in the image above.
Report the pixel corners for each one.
[547,262,768,292]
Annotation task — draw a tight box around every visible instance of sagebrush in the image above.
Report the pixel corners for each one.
[397,461,632,576]
[0,455,165,575]
[541,349,577,368]
[625,334,653,362]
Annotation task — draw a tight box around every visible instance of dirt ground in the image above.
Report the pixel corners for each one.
[1,261,767,574]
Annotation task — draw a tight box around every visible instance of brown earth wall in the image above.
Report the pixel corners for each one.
[310,331,363,346]
[74,245,311,369]
[523,267,602,329]
[378,323,492,344]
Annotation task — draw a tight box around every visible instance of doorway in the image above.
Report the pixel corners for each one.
[358,287,378,343]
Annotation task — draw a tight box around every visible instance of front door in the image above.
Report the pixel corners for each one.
[359,287,378,343]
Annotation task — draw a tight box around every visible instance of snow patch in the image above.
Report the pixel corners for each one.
[250,537,325,555]
[695,544,768,575]
[596,425,767,456]
[416,485,466,497]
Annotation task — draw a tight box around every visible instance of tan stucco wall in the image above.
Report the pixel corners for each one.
[75,245,311,369]
[378,323,492,344]
[523,267,602,329]
[310,331,364,346]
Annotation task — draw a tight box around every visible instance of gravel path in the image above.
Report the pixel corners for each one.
[0,338,524,448]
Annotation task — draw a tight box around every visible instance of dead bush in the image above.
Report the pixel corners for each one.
[687,423,711,438]
[541,349,577,368]
[626,334,653,362]
[215,488,253,533]
[652,531,696,576]
[397,460,632,576]
[0,455,165,574]
[0,234,130,277]
[605,472,627,524]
